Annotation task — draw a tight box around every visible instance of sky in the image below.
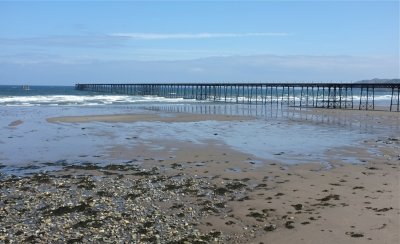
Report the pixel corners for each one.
[0,0,399,85]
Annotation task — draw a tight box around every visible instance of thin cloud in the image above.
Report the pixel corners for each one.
[0,32,290,48]
[0,35,123,48]
[109,32,291,40]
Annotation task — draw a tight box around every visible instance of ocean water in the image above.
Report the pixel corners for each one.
[0,85,195,106]
[0,85,398,175]
[0,85,393,107]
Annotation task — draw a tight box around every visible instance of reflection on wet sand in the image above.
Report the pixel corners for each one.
[144,103,400,133]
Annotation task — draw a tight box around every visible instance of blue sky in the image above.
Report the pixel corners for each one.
[0,0,398,85]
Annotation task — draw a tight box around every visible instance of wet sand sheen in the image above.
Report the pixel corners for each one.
[47,113,253,123]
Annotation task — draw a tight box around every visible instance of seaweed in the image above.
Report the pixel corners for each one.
[226,181,246,190]
[124,193,140,200]
[318,194,340,201]
[346,231,364,238]
[72,219,102,229]
[247,211,267,221]
[264,224,277,232]
[76,177,96,190]
[66,237,84,244]
[285,221,295,229]
[213,187,230,195]
[31,174,51,184]
[97,190,113,197]
[291,204,303,210]
[50,201,97,216]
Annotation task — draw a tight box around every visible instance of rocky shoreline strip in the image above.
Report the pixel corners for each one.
[0,164,290,243]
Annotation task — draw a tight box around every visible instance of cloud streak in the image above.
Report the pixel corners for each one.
[109,32,291,40]
[1,54,398,85]
[0,32,290,48]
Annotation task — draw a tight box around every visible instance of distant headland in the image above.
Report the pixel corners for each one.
[356,78,400,84]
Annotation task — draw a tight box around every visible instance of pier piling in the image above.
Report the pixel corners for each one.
[75,82,400,112]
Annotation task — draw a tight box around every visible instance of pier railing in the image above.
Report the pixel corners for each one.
[75,83,400,112]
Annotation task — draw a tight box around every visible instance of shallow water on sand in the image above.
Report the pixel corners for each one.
[0,104,398,175]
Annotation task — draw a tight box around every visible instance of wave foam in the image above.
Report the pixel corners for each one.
[0,95,196,106]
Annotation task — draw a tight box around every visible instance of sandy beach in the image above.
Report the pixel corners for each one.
[1,0,399,242]
[1,107,399,243]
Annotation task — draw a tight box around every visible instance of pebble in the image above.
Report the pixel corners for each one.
[0,170,245,243]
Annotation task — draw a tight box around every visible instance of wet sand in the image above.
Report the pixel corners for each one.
[1,107,399,243]
[47,113,252,123]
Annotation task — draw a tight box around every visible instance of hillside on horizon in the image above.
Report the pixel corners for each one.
[356,78,400,84]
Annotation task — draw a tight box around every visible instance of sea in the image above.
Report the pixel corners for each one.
[0,85,398,176]
[0,85,394,107]
[0,85,193,106]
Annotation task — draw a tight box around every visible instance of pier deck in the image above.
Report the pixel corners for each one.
[75,83,400,112]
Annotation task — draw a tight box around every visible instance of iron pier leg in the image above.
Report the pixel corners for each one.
[372,87,375,110]
[255,85,258,105]
[300,86,304,107]
[397,87,400,112]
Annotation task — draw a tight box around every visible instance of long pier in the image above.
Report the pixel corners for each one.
[75,83,400,112]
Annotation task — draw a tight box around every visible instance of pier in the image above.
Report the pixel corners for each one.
[75,83,400,112]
